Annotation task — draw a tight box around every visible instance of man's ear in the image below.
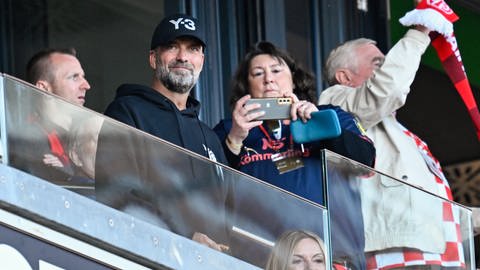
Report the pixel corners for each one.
[335,69,351,86]
[35,80,53,92]
[149,50,157,70]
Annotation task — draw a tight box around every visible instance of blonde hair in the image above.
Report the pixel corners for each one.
[265,230,326,270]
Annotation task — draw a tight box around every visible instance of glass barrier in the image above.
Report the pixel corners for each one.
[1,73,475,269]
[1,74,330,269]
[324,150,475,269]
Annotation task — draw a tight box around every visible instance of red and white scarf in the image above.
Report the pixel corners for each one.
[400,0,480,140]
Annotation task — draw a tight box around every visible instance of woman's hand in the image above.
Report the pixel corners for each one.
[289,94,318,123]
[227,95,264,153]
[229,95,264,142]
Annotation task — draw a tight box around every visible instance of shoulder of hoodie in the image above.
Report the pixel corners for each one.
[115,83,159,99]
[111,83,171,107]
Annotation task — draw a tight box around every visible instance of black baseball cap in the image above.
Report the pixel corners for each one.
[150,14,206,50]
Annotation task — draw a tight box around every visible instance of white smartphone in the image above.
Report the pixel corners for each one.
[245,97,292,120]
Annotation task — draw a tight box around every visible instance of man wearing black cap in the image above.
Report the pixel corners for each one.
[95,14,230,252]
[103,13,219,160]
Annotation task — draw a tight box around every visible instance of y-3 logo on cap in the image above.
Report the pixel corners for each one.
[169,18,196,31]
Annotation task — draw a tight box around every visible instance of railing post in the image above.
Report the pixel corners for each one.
[0,74,8,164]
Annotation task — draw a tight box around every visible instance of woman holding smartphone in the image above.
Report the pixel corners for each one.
[213,41,375,269]
[214,41,374,193]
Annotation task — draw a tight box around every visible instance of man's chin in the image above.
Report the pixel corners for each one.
[170,85,194,94]
[76,99,85,106]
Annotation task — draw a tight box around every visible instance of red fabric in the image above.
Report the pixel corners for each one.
[365,129,465,269]
[430,31,480,139]
[413,0,480,140]
[366,185,465,270]
[333,263,348,270]
[47,130,70,165]
[416,0,458,23]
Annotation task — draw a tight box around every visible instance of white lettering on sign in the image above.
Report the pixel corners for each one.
[0,244,32,270]
[445,34,466,73]
[40,260,66,270]
[169,17,196,31]
[427,0,454,15]
[0,244,65,270]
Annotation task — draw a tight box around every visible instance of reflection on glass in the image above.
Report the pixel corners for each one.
[8,92,75,182]
[6,78,99,198]
[67,116,103,183]
[3,74,474,269]
[2,74,330,269]
[325,151,474,270]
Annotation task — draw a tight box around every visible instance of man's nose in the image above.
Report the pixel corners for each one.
[82,78,91,91]
[175,47,189,62]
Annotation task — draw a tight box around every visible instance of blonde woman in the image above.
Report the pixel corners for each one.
[266,230,327,270]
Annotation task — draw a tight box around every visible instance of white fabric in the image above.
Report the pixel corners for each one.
[399,8,454,36]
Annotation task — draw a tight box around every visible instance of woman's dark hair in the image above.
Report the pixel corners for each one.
[229,41,317,110]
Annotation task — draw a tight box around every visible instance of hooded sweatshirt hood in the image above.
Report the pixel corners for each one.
[103,83,226,164]
[115,83,201,116]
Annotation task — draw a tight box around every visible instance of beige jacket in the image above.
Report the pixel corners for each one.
[319,29,446,253]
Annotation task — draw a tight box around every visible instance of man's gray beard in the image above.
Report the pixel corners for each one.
[156,65,196,94]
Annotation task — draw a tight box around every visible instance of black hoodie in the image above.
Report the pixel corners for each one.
[95,83,230,244]
[103,83,227,164]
